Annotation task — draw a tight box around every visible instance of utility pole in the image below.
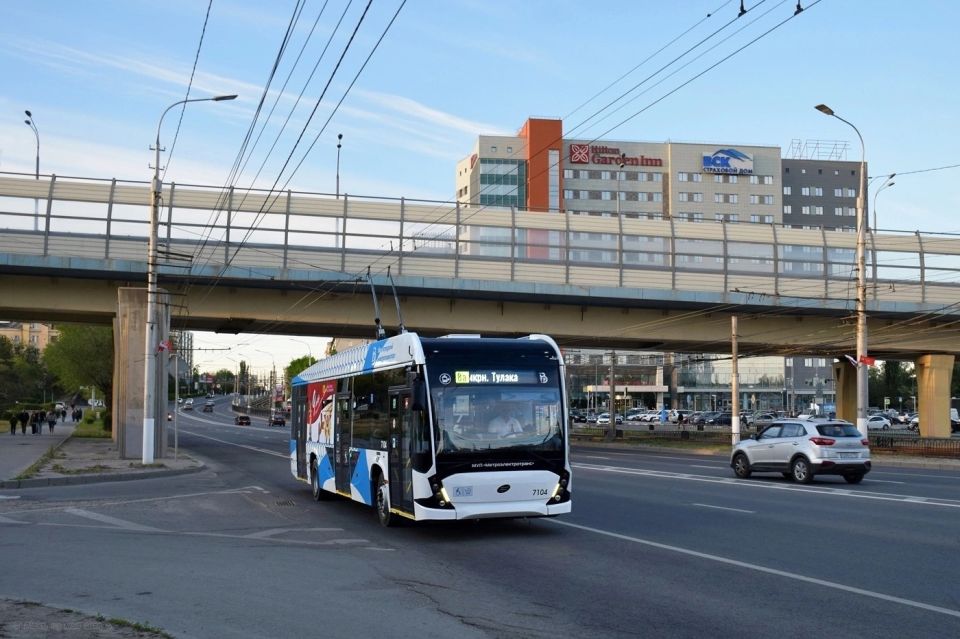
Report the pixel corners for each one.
[731,315,740,444]
[606,351,616,441]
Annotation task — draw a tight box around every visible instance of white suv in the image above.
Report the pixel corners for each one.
[730,420,871,484]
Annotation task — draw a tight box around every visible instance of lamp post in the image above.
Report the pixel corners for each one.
[815,103,868,438]
[616,153,625,216]
[872,177,895,232]
[290,337,313,359]
[335,133,343,199]
[142,94,237,464]
[23,110,40,232]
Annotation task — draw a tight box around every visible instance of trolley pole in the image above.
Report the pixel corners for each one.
[731,315,741,445]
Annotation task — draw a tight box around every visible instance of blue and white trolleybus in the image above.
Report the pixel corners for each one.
[289,332,571,526]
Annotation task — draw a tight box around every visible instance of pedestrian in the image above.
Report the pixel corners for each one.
[19,410,29,434]
[60,408,66,423]
[8,413,16,435]
[29,411,39,434]
[77,408,83,423]
[47,411,57,433]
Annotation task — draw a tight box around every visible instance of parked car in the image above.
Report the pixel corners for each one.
[752,412,777,430]
[731,420,871,484]
[708,412,733,427]
[269,412,286,427]
[234,415,251,426]
[866,415,891,430]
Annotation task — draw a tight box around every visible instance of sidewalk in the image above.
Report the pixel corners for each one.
[0,426,204,489]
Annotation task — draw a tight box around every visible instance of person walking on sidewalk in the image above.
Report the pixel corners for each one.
[46,411,57,433]
[8,413,15,435]
[19,410,29,434]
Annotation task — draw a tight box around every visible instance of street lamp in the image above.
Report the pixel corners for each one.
[290,337,314,358]
[815,103,868,438]
[616,153,625,216]
[23,110,40,232]
[142,93,237,464]
[336,133,343,199]
[872,177,895,232]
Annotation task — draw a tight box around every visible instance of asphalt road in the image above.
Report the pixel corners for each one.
[1,396,959,638]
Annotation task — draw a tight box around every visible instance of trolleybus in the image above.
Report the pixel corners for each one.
[290,332,571,526]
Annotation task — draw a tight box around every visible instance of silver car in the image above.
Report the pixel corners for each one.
[730,420,871,484]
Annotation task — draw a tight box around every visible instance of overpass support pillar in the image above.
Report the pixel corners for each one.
[114,287,170,459]
[833,360,856,423]
[915,354,954,438]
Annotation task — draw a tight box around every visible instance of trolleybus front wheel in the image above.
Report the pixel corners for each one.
[376,474,396,527]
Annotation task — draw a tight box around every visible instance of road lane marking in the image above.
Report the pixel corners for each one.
[692,503,755,514]
[578,455,612,460]
[864,478,905,484]
[64,507,163,532]
[0,514,27,524]
[0,495,22,500]
[552,519,960,620]
[181,429,287,458]
[245,527,343,539]
[572,462,960,509]
[691,464,724,470]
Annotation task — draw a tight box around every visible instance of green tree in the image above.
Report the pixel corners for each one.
[284,355,317,395]
[214,368,235,394]
[43,324,114,409]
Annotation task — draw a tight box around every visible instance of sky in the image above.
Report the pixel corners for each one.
[2,0,959,374]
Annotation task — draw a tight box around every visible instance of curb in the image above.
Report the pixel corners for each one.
[0,461,206,489]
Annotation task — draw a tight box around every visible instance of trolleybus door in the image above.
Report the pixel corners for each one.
[388,389,414,513]
[335,393,352,495]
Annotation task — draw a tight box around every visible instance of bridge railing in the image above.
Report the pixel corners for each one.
[1,171,959,306]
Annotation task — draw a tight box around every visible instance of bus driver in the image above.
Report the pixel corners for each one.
[487,406,522,437]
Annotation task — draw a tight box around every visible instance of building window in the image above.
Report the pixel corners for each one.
[783,205,792,214]
[802,206,810,215]
[491,146,497,153]
[679,192,689,202]
[834,169,839,175]
[750,175,759,184]
[783,186,792,195]
[763,195,774,205]
[801,187,810,196]
[729,175,738,184]
[814,187,823,196]
[652,192,662,202]
[750,194,760,204]
[834,207,842,215]
[693,192,703,202]
[579,190,589,200]
[564,190,575,199]
[601,171,612,180]
[506,146,513,153]
[678,172,689,182]
[763,175,773,185]
[715,193,722,203]
[834,188,842,197]
[601,191,612,201]
[564,169,574,179]
[813,206,824,215]
[691,173,701,182]
[750,214,760,223]
[846,188,856,197]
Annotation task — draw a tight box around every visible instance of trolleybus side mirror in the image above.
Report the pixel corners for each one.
[411,378,427,412]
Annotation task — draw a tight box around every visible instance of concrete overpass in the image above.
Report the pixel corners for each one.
[1,172,958,447]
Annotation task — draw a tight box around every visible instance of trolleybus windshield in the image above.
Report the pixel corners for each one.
[429,367,563,453]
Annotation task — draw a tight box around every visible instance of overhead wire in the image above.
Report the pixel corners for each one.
[163,0,215,182]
